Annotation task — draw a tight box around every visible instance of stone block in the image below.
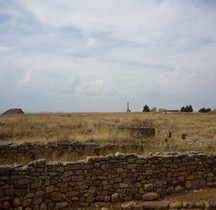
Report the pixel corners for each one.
[22,199,32,207]
[114,177,122,183]
[71,196,79,201]
[86,196,95,203]
[103,184,112,191]
[185,180,192,189]
[119,183,128,188]
[46,185,54,193]
[182,202,195,208]
[2,200,10,209]
[33,197,42,205]
[55,202,68,209]
[12,198,21,207]
[4,189,14,196]
[169,201,182,209]
[111,193,119,202]
[117,168,124,173]
[40,203,47,210]
[51,192,66,201]
[142,192,159,201]
[144,183,153,191]
[127,164,137,169]
[89,185,96,193]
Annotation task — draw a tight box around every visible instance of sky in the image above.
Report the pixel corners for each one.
[0,0,216,112]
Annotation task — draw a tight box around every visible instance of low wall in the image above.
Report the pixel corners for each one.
[0,142,145,164]
[0,153,216,209]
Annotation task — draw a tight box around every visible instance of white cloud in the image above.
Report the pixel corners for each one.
[158,74,169,90]
[77,79,117,97]
[1,1,216,111]
[19,69,32,86]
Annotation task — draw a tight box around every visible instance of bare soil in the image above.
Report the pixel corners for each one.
[161,188,216,203]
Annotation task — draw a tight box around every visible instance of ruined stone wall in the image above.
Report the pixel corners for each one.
[0,153,216,209]
[0,142,145,164]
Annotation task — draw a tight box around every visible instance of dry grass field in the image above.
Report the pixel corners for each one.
[1,111,216,155]
[1,111,216,203]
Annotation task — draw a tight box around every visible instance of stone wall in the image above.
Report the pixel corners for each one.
[0,153,216,209]
[0,142,145,164]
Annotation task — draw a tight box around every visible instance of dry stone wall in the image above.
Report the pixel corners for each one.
[0,142,145,164]
[0,153,216,209]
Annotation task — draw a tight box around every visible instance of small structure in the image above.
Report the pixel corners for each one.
[126,102,131,112]
[159,108,166,113]
[159,108,179,113]
[2,108,24,115]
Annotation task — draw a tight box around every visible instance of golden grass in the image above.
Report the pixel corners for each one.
[0,112,216,155]
[0,112,155,144]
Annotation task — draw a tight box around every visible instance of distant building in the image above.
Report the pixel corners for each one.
[2,108,24,115]
[159,108,179,113]
[159,108,166,113]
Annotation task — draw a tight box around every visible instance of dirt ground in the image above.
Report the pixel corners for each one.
[161,188,216,203]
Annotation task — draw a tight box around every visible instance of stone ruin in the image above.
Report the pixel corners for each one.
[1,152,216,209]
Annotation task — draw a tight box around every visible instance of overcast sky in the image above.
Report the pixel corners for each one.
[0,0,216,112]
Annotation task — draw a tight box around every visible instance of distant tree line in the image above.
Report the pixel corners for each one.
[142,104,212,113]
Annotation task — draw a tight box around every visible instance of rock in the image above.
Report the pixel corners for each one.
[12,198,21,207]
[104,195,110,202]
[111,193,119,202]
[40,203,47,210]
[46,185,54,193]
[142,192,159,201]
[119,183,128,188]
[169,201,182,209]
[175,185,184,192]
[33,197,42,205]
[28,159,46,167]
[55,202,68,209]
[22,199,32,207]
[3,201,10,209]
[86,196,95,203]
[121,201,141,209]
[182,202,195,208]
[115,152,126,159]
[166,186,174,194]
[114,177,122,183]
[51,192,66,201]
[88,185,96,193]
[144,183,153,191]
[142,201,169,210]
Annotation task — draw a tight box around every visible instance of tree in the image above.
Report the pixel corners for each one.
[180,105,193,112]
[187,105,193,112]
[180,106,186,112]
[151,107,157,112]
[143,104,150,112]
[199,107,211,113]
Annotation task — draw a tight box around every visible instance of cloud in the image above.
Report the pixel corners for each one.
[1,1,216,111]
[19,69,32,86]
[78,79,117,97]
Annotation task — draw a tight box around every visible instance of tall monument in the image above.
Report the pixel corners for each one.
[126,102,131,112]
